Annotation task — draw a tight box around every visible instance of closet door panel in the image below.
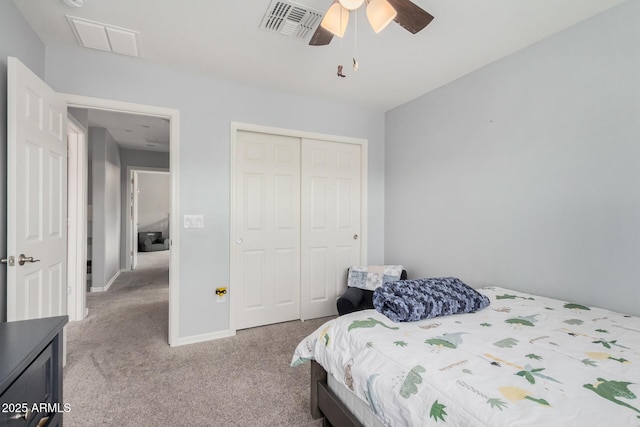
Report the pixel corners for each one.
[301,139,362,320]
[233,131,300,329]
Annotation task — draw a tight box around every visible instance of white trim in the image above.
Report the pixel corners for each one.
[64,93,181,347]
[231,121,367,146]
[66,114,88,322]
[90,270,121,292]
[173,329,236,347]
[125,167,170,271]
[229,122,368,336]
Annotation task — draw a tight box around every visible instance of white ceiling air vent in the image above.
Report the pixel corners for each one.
[66,16,140,57]
[259,0,323,41]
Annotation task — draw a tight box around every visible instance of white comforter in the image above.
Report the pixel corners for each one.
[292,287,640,426]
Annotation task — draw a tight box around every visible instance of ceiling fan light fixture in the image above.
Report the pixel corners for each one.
[366,0,397,33]
[321,2,349,37]
[338,0,365,10]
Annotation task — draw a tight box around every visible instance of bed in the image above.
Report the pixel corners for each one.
[292,286,640,426]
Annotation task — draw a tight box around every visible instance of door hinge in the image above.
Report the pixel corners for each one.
[67,286,72,295]
[1,256,15,267]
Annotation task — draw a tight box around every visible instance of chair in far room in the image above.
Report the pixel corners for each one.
[138,231,170,252]
[337,265,407,316]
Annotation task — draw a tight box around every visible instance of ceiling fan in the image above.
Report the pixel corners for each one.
[309,0,434,46]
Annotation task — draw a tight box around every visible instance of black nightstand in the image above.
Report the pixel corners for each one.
[0,316,68,426]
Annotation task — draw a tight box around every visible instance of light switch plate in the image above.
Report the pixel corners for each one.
[184,214,204,228]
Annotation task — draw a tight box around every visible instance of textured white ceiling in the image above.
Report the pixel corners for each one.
[87,109,170,153]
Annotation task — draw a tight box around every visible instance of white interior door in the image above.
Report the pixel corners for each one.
[233,131,301,330]
[301,138,362,320]
[6,57,68,321]
[66,115,87,322]
[132,171,139,270]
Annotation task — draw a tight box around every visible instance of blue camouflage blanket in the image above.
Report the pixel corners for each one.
[373,277,490,322]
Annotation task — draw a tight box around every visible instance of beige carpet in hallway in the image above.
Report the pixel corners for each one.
[64,251,326,426]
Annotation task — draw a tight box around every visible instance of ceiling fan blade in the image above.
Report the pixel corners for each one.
[309,25,335,46]
[387,0,434,34]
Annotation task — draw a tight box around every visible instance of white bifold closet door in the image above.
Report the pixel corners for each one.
[234,131,301,330]
[233,131,362,330]
[300,138,361,320]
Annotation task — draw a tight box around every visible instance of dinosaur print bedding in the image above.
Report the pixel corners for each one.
[291,287,640,426]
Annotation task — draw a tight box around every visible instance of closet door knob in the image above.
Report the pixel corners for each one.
[236,238,244,244]
[353,234,358,240]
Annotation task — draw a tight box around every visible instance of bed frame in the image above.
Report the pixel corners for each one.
[310,360,364,427]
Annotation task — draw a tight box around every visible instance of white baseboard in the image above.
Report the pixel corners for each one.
[172,329,236,347]
[90,270,120,292]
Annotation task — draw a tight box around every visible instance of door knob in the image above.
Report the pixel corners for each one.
[18,254,41,266]
[353,234,359,240]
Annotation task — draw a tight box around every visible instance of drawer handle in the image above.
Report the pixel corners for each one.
[10,408,31,420]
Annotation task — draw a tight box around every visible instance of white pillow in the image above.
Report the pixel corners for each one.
[347,265,404,291]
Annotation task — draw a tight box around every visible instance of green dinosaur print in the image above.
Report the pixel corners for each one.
[400,366,426,398]
[610,357,629,363]
[564,303,590,311]
[505,315,538,327]
[525,396,550,406]
[516,365,561,385]
[584,378,640,415]
[593,339,629,350]
[430,400,447,422]
[487,398,508,411]
[323,333,329,346]
[425,338,456,349]
[526,354,542,361]
[500,386,549,406]
[564,319,584,325]
[595,329,609,333]
[425,332,466,349]
[493,338,519,348]
[394,340,408,347]
[348,317,400,332]
[586,352,629,364]
[496,294,534,300]
[480,323,492,327]
[582,359,598,367]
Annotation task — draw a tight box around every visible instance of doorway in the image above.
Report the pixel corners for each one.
[130,170,171,271]
[65,94,180,346]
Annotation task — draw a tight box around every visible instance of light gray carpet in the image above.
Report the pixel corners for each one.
[64,251,328,426]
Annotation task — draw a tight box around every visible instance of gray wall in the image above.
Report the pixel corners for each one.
[90,128,122,289]
[0,1,46,322]
[385,0,640,316]
[119,148,170,269]
[44,46,386,339]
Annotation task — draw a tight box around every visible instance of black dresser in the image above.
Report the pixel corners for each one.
[0,316,68,427]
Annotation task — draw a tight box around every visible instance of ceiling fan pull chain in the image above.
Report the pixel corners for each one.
[337,7,346,77]
[353,8,359,71]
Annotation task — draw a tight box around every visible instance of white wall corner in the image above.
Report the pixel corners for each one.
[89,270,121,292]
